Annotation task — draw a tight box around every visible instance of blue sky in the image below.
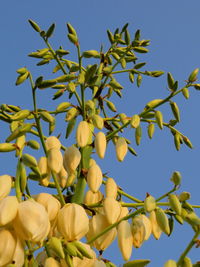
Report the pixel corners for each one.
[1,1,200,266]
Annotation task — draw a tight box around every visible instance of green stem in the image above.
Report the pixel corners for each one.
[52,172,65,206]
[43,38,82,107]
[87,207,144,245]
[77,44,86,120]
[177,229,200,266]
[15,160,22,202]
[156,186,177,202]
[29,75,65,206]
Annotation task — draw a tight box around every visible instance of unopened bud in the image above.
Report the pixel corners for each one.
[164,260,177,267]
[45,136,61,151]
[87,164,103,193]
[0,175,12,200]
[117,220,133,261]
[103,197,121,224]
[155,208,170,235]
[63,146,81,173]
[95,132,107,159]
[105,178,118,199]
[76,121,90,147]
[144,195,156,213]
[115,137,128,162]
[47,148,63,173]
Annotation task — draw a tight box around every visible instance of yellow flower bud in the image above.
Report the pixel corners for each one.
[87,164,103,193]
[144,195,156,213]
[63,146,81,173]
[0,175,12,200]
[44,257,61,267]
[47,148,63,173]
[131,216,146,248]
[93,260,107,267]
[94,132,107,159]
[0,196,19,226]
[105,177,118,199]
[149,210,162,240]
[103,197,121,224]
[115,137,128,162]
[76,121,90,147]
[155,208,170,235]
[35,193,61,222]
[45,136,61,151]
[89,158,96,167]
[38,156,51,186]
[117,220,133,261]
[164,260,177,267]
[57,203,89,241]
[84,190,103,206]
[0,229,24,267]
[56,167,68,188]
[87,213,117,251]
[140,214,152,240]
[13,199,50,242]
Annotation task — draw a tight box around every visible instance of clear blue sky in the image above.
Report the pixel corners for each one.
[1,1,200,266]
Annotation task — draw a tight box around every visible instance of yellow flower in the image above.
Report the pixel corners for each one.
[0,175,12,200]
[13,199,50,242]
[0,196,19,226]
[57,203,89,241]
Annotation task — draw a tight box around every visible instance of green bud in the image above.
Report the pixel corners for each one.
[107,29,114,43]
[52,89,64,100]
[182,257,192,267]
[144,195,156,213]
[20,163,27,193]
[188,68,199,82]
[82,50,100,58]
[46,23,55,38]
[38,80,57,89]
[56,49,69,56]
[128,146,137,156]
[145,99,163,109]
[137,74,142,87]
[66,23,77,36]
[170,171,182,186]
[130,114,140,128]
[174,214,184,225]
[85,100,95,110]
[16,67,28,74]
[109,79,123,89]
[85,64,98,83]
[164,260,177,267]
[155,208,170,235]
[185,211,200,226]
[155,110,163,129]
[21,153,38,168]
[150,71,165,77]
[119,113,129,125]
[168,194,182,215]
[135,125,142,145]
[179,192,191,202]
[91,114,104,129]
[182,87,190,99]
[40,111,55,124]
[48,237,65,259]
[15,72,29,86]
[8,105,21,112]
[68,33,78,45]
[170,102,180,122]
[174,133,181,151]
[123,259,150,267]
[56,102,71,112]
[27,140,40,150]
[65,242,78,257]
[133,47,149,53]
[182,136,193,149]
[65,107,78,121]
[11,109,30,121]
[77,71,85,84]
[106,100,117,112]
[167,72,175,89]
[124,28,131,45]
[72,241,93,259]
[0,143,16,152]
[6,123,32,142]
[120,58,126,69]
[129,72,134,83]
[147,123,155,139]
[28,19,41,33]
[56,74,76,83]
[66,82,76,93]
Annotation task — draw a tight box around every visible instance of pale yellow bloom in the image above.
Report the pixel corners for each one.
[0,174,12,200]
[57,203,89,241]
[13,199,50,242]
[0,196,19,226]
[45,136,61,151]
